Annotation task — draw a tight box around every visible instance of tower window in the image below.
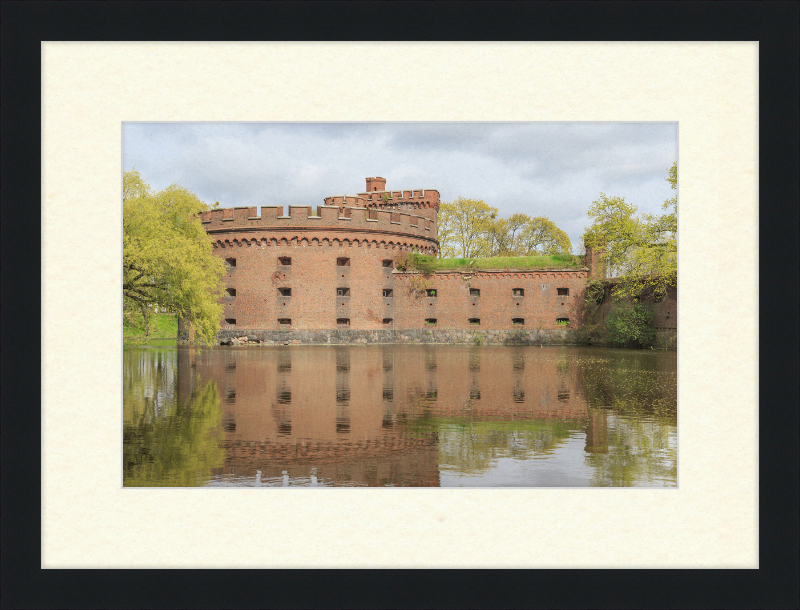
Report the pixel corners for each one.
[556,318,570,326]
[224,319,236,326]
[468,318,480,325]
[512,318,525,325]
[337,288,350,297]
[278,287,291,296]
[337,257,350,266]
[337,318,350,325]
[425,289,437,297]
[226,288,236,297]
[383,289,393,297]
[278,318,291,325]
[512,288,524,297]
[225,258,236,267]
[469,289,480,297]
[278,257,291,266]
[383,318,393,324]
[424,318,437,326]
[557,288,569,296]
[382,259,393,268]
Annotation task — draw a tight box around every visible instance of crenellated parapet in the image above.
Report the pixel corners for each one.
[200,204,438,252]
[322,178,441,221]
[324,188,439,209]
[211,234,436,255]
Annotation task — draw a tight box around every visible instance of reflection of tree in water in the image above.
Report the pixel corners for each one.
[123,347,177,422]
[584,411,677,486]
[574,350,677,486]
[405,408,582,476]
[397,348,677,483]
[574,351,677,418]
[123,349,225,487]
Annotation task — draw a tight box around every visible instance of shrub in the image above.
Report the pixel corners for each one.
[605,301,656,347]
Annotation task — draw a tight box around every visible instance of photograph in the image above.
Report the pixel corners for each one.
[122,122,678,488]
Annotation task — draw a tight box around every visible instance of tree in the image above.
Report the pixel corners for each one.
[518,216,573,255]
[437,197,498,258]
[485,212,532,256]
[583,162,677,299]
[438,198,573,259]
[123,169,226,346]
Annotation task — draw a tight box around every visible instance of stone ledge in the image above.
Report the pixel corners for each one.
[205,327,589,347]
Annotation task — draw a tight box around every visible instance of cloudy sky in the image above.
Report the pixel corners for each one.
[123,122,677,252]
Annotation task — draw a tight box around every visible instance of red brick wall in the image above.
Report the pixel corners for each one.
[215,239,425,331]
[203,178,590,333]
[213,235,589,332]
[391,270,588,331]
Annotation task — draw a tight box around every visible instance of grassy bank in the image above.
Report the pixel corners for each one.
[398,252,584,273]
[124,313,178,342]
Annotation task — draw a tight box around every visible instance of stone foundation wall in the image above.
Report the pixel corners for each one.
[178,327,585,346]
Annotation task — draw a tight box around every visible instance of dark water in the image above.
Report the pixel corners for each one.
[123,344,677,487]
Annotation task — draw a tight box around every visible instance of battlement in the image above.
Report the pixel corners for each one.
[322,177,440,214]
[199,204,438,243]
[323,188,440,211]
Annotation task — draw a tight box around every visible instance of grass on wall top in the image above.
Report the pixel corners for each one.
[397,252,584,273]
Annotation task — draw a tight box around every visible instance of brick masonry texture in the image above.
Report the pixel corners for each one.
[187,177,676,346]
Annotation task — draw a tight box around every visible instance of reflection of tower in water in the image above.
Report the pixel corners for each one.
[584,409,609,454]
[275,350,292,436]
[183,346,614,486]
[335,348,350,435]
[382,348,394,429]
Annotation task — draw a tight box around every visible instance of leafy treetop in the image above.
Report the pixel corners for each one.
[583,162,677,299]
[123,169,225,346]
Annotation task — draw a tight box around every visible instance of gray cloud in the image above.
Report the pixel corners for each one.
[123,122,676,251]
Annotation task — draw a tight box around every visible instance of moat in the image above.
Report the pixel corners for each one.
[123,344,677,487]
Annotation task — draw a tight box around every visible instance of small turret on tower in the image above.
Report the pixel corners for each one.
[365,177,386,192]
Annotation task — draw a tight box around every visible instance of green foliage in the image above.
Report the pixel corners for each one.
[397,253,582,272]
[124,312,178,343]
[438,199,573,259]
[123,348,225,486]
[437,197,499,258]
[556,319,570,326]
[516,216,572,256]
[123,169,226,346]
[585,280,606,305]
[408,274,433,292]
[605,301,656,347]
[473,334,484,345]
[404,251,439,274]
[583,162,677,300]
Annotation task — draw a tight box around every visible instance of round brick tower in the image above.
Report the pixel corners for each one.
[201,178,439,333]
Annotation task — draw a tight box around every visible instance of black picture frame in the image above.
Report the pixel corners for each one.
[2,2,797,608]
